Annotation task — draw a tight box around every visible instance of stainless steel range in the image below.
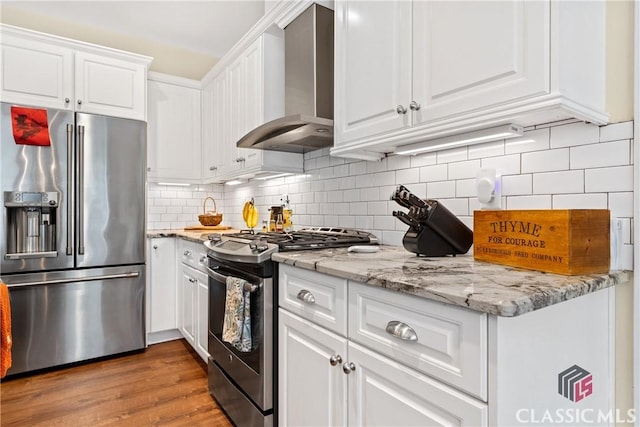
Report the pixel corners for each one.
[204,228,378,427]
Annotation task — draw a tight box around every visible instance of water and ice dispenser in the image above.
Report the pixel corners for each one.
[5,191,58,258]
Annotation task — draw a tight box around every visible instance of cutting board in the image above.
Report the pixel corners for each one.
[184,225,233,231]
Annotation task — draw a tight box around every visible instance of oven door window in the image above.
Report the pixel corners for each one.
[209,268,263,374]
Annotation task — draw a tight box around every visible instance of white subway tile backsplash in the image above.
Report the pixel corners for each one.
[608,192,634,217]
[570,140,630,169]
[506,195,552,209]
[522,148,569,173]
[448,159,481,180]
[585,166,634,192]
[552,193,608,209]
[599,121,633,142]
[502,174,532,196]
[419,164,448,182]
[147,121,633,258]
[427,181,456,198]
[481,154,521,176]
[551,122,600,148]
[533,170,583,194]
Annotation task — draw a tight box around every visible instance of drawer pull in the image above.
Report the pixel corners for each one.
[329,355,342,366]
[342,362,356,374]
[184,250,192,256]
[296,290,316,304]
[385,321,418,341]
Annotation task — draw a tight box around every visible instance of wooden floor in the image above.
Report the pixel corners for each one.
[0,339,233,426]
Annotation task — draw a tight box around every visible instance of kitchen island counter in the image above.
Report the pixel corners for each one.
[272,245,631,317]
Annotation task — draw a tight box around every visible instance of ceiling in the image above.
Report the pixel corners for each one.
[0,1,267,79]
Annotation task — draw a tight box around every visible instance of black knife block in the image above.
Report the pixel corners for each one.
[401,202,473,257]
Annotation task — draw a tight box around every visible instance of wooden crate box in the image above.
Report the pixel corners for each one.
[473,210,610,275]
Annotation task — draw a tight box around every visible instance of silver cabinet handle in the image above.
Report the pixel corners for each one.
[184,250,191,256]
[153,245,158,250]
[409,101,421,111]
[296,290,316,304]
[342,362,356,374]
[396,105,407,115]
[65,97,70,104]
[147,167,151,172]
[199,256,207,263]
[188,277,196,283]
[329,355,342,366]
[235,157,245,163]
[209,166,217,171]
[385,321,418,341]
[77,99,82,105]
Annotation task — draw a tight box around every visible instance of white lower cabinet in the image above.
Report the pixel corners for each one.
[278,264,488,426]
[177,239,210,362]
[278,264,615,426]
[147,237,181,344]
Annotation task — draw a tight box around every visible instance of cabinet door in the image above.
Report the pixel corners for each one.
[75,51,147,120]
[147,79,202,182]
[413,0,548,123]
[179,265,197,346]
[148,238,177,334]
[279,310,348,427]
[348,342,488,427]
[334,0,412,146]
[195,273,210,362]
[238,38,264,170]
[1,34,73,110]
[219,56,245,176]
[201,80,220,181]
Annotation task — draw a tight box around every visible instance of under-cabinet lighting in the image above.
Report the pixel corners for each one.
[394,124,524,156]
[255,173,294,181]
[157,182,191,187]
[225,179,248,186]
[334,150,384,162]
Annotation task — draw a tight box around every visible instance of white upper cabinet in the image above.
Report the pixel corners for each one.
[332,0,606,158]
[147,73,202,183]
[201,32,303,183]
[0,25,150,120]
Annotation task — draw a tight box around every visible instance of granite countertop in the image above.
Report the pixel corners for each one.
[272,246,632,317]
[147,228,240,243]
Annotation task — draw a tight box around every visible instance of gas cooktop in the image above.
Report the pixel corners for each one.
[205,227,379,264]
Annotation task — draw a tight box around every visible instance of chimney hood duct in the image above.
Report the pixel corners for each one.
[237,4,334,153]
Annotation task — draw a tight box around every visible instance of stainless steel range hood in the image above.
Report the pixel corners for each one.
[237,4,334,154]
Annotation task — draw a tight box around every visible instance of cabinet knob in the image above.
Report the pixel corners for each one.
[296,289,316,304]
[235,157,245,163]
[396,105,407,115]
[147,167,151,172]
[153,245,158,250]
[385,320,418,341]
[329,355,342,366]
[184,250,192,256]
[199,256,207,264]
[77,99,82,105]
[342,362,356,374]
[189,277,196,283]
[65,98,70,104]
[409,101,421,111]
[209,166,217,171]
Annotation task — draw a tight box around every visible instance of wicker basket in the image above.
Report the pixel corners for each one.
[198,197,223,226]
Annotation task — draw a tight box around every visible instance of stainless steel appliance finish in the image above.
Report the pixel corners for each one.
[236,4,334,153]
[1,265,145,374]
[207,253,274,427]
[0,102,147,375]
[206,228,378,427]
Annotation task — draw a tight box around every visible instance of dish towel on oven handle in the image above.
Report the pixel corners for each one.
[222,276,252,352]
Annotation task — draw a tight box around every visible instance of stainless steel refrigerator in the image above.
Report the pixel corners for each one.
[0,102,146,375]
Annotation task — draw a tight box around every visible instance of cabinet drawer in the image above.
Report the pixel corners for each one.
[279,265,347,336]
[178,239,208,272]
[348,282,487,400]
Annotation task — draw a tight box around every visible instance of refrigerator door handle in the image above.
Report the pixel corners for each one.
[5,271,140,288]
[77,125,85,255]
[66,123,74,256]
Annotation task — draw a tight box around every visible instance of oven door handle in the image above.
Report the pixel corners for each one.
[207,266,258,293]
